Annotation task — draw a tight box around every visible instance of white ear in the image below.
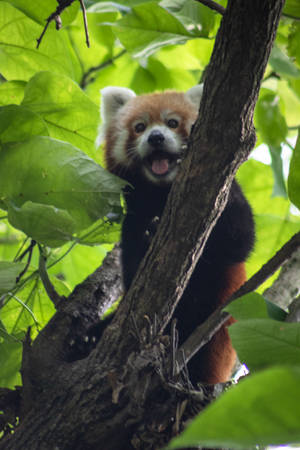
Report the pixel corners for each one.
[185,84,203,110]
[100,86,136,127]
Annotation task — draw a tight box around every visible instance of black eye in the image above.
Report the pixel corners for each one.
[167,118,179,129]
[134,122,146,133]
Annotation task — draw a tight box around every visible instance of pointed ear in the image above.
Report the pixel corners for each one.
[100,86,136,127]
[184,84,203,110]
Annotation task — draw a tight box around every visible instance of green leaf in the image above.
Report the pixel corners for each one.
[0,272,59,339]
[0,137,126,246]
[48,244,109,290]
[0,81,26,106]
[226,293,288,322]
[269,44,300,78]
[288,22,300,67]
[283,0,300,19]
[67,9,119,77]
[112,2,197,58]
[7,202,76,248]
[0,261,26,294]
[225,293,269,320]
[0,330,22,389]
[264,298,287,321]
[229,319,300,371]
[0,2,82,82]
[0,105,48,144]
[255,90,288,147]
[77,215,122,246]
[268,145,287,198]
[288,130,300,209]
[169,367,300,449]
[165,0,216,37]
[22,71,99,159]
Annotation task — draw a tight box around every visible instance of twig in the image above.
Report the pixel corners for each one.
[175,231,300,374]
[282,13,300,21]
[36,0,87,49]
[15,240,36,283]
[80,50,127,89]
[38,246,64,308]
[79,0,90,48]
[195,0,225,15]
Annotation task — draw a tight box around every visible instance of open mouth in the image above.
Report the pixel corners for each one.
[144,151,181,177]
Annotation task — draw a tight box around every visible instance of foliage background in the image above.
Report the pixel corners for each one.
[0,0,300,448]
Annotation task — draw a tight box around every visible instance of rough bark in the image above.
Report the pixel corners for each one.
[0,1,286,449]
[264,247,300,310]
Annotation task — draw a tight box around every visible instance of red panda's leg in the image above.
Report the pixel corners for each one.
[199,262,247,384]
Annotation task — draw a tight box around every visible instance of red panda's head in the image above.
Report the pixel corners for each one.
[98,85,203,185]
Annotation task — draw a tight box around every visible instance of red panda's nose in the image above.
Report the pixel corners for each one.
[148,129,165,147]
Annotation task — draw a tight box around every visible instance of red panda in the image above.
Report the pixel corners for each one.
[99,85,255,384]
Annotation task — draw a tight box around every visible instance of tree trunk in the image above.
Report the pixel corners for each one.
[0,1,285,449]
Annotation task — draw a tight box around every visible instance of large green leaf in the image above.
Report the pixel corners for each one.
[112,2,197,58]
[21,72,99,159]
[0,261,25,294]
[0,105,48,144]
[288,130,300,209]
[0,137,125,247]
[7,202,76,248]
[169,367,300,449]
[0,2,82,82]
[229,319,300,371]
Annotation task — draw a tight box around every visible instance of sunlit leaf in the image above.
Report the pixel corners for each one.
[112,2,198,58]
[0,81,26,106]
[22,72,99,159]
[0,2,82,82]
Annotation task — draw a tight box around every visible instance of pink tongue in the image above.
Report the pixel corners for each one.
[151,159,169,175]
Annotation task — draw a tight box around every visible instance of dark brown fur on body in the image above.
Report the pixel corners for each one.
[100,86,255,384]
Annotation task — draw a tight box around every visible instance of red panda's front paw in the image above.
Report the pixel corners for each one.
[144,216,160,243]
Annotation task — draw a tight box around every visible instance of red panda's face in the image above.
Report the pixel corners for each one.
[99,86,203,185]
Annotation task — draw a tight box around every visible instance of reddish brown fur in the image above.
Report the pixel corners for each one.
[201,262,247,383]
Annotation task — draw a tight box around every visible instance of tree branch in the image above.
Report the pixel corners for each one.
[264,246,300,309]
[80,50,127,89]
[195,0,225,15]
[78,0,90,48]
